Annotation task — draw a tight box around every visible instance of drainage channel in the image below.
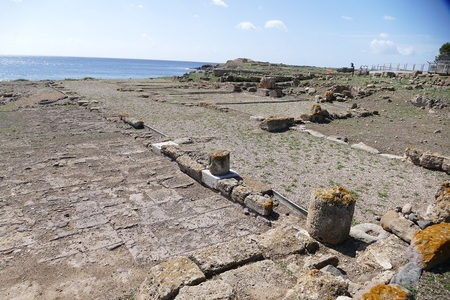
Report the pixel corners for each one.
[272,190,308,217]
[143,124,168,138]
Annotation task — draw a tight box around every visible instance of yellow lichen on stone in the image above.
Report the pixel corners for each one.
[314,186,355,205]
[360,284,409,300]
[412,223,450,269]
[211,149,229,159]
[264,198,274,211]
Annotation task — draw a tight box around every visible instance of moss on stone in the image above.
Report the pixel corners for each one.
[314,186,355,206]
[361,283,409,300]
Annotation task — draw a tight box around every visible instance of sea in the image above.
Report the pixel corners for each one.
[0,56,214,81]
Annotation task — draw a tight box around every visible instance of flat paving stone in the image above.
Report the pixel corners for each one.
[0,105,268,299]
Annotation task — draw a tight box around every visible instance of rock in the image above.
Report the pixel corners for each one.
[350,223,390,244]
[321,265,348,279]
[357,283,412,300]
[230,185,252,204]
[417,220,432,230]
[176,155,205,182]
[380,210,399,230]
[257,225,314,259]
[284,270,349,300]
[408,223,450,270]
[388,217,420,243]
[443,158,450,174]
[209,150,230,176]
[307,87,316,95]
[427,181,450,223]
[220,260,295,300]
[216,178,239,197]
[404,147,423,165]
[411,70,422,78]
[304,255,339,270]
[244,194,273,216]
[174,280,234,300]
[268,89,283,97]
[309,104,331,123]
[137,256,206,300]
[189,235,262,276]
[390,262,422,288]
[242,176,271,194]
[160,144,185,161]
[175,280,235,300]
[124,117,145,129]
[306,186,356,245]
[401,203,413,215]
[259,116,295,132]
[351,142,380,154]
[419,152,444,170]
[260,77,277,89]
[248,87,257,92]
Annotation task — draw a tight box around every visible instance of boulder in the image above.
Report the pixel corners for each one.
[408,223,450,270]
[419,152,444,170]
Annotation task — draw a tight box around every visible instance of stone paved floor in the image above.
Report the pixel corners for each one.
[0,105,267,299]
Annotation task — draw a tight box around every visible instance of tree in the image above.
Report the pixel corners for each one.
[435,42,450,61]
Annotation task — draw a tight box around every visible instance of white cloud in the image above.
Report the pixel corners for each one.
[212,0,228,7]
[383,15,395,20]
[264,20,287,31]
[236,22,257,31]
[379,32,389,39]
[370,39,397,54]
[341,16,353,21]
[11,0,23,3]
[131,3,144,8]
[370,39,414,56]
[397,46,414,56]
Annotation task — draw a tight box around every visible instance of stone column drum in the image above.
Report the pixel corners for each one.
[209,150,230,176]
[306,186,356,245]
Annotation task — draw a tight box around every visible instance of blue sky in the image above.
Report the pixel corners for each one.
[1,0,449,67]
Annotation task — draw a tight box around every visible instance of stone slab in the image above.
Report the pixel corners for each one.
[189,235,262,276]
[151,141,179,155]
[201,169,240,190]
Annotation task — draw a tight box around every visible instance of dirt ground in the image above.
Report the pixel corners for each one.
[0,73,449,299]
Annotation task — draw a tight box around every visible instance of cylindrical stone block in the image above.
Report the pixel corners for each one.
[209,150,230,176]
[306,186,356,245]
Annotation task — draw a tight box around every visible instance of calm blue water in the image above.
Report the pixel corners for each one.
[0,56,213,81]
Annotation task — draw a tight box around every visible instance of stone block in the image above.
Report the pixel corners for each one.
[160,144,185,160]
[257,225,311,259]
[350,223,390,244]
[419,152,444,170]
[124,117,144,129]
[259,116,295,132]
[380,210,399,231]
[242,176,271,195]
[209,149,230,176]
[408,223,450,270]
[286,269,349,300]
[305,186,356,245]
[304,255,339,270]
[243,194,273,216]
[176,155,205,183]
[137,256,205,300]
[427,181,450,223]
[201,169,240,190]
[151,141,179,155]
[189,235,262,276]
[230,185,252,203]
[387,217,419,243]
[219,260,295,300]
[216,178,239,197]
[175,280,235,300]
